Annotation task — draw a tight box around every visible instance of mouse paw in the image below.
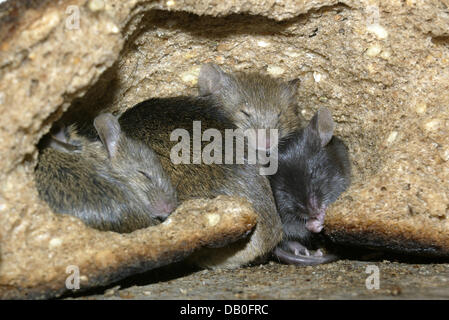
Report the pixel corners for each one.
[273,241,338,266]
[314,248,323,257]
[285,241,310,256]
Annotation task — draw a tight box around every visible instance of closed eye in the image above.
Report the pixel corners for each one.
[138,170,152,181]
[241,110,250,117]
[295,201,307,212]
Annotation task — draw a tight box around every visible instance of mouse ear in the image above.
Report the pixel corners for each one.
[309,108,334,147]
[94,113,121,159]
[198,63,231,96]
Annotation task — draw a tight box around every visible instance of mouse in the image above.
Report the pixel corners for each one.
[198,63,302,152]
[268,107,351,265]
[117,95,283,269]
[34,113,178,233]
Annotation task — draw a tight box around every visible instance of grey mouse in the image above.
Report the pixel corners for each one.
[268,108,351,265]
[34,113,178,233]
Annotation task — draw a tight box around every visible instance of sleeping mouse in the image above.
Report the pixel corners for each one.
[268,108,351,265]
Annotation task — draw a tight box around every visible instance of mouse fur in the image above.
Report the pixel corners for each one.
[198,63,301,152]
[117,96,283,269]
[35,113,178,233]
[269,108,351,265]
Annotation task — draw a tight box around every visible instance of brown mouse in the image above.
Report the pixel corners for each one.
[35,113,178,233]
[117,96,283,268]
[198,63,301,152]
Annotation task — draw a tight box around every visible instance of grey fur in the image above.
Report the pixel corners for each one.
[269,108,351,265]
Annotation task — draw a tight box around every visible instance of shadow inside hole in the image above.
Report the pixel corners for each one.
[54,65,121,140]
[59,260,201,299]
[327,241,449,265]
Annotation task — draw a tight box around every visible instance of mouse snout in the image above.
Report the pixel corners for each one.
[151,199,177,219]
[305,211,325,233]
[306,196,326,233]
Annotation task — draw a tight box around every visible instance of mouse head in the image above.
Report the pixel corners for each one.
[94,113,178,219]
[198,63,300,152]
[272,108,350,233]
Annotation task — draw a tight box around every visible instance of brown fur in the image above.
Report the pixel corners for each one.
[35,114,178,233]
[118,96,283,268]
[198,64,301,146]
